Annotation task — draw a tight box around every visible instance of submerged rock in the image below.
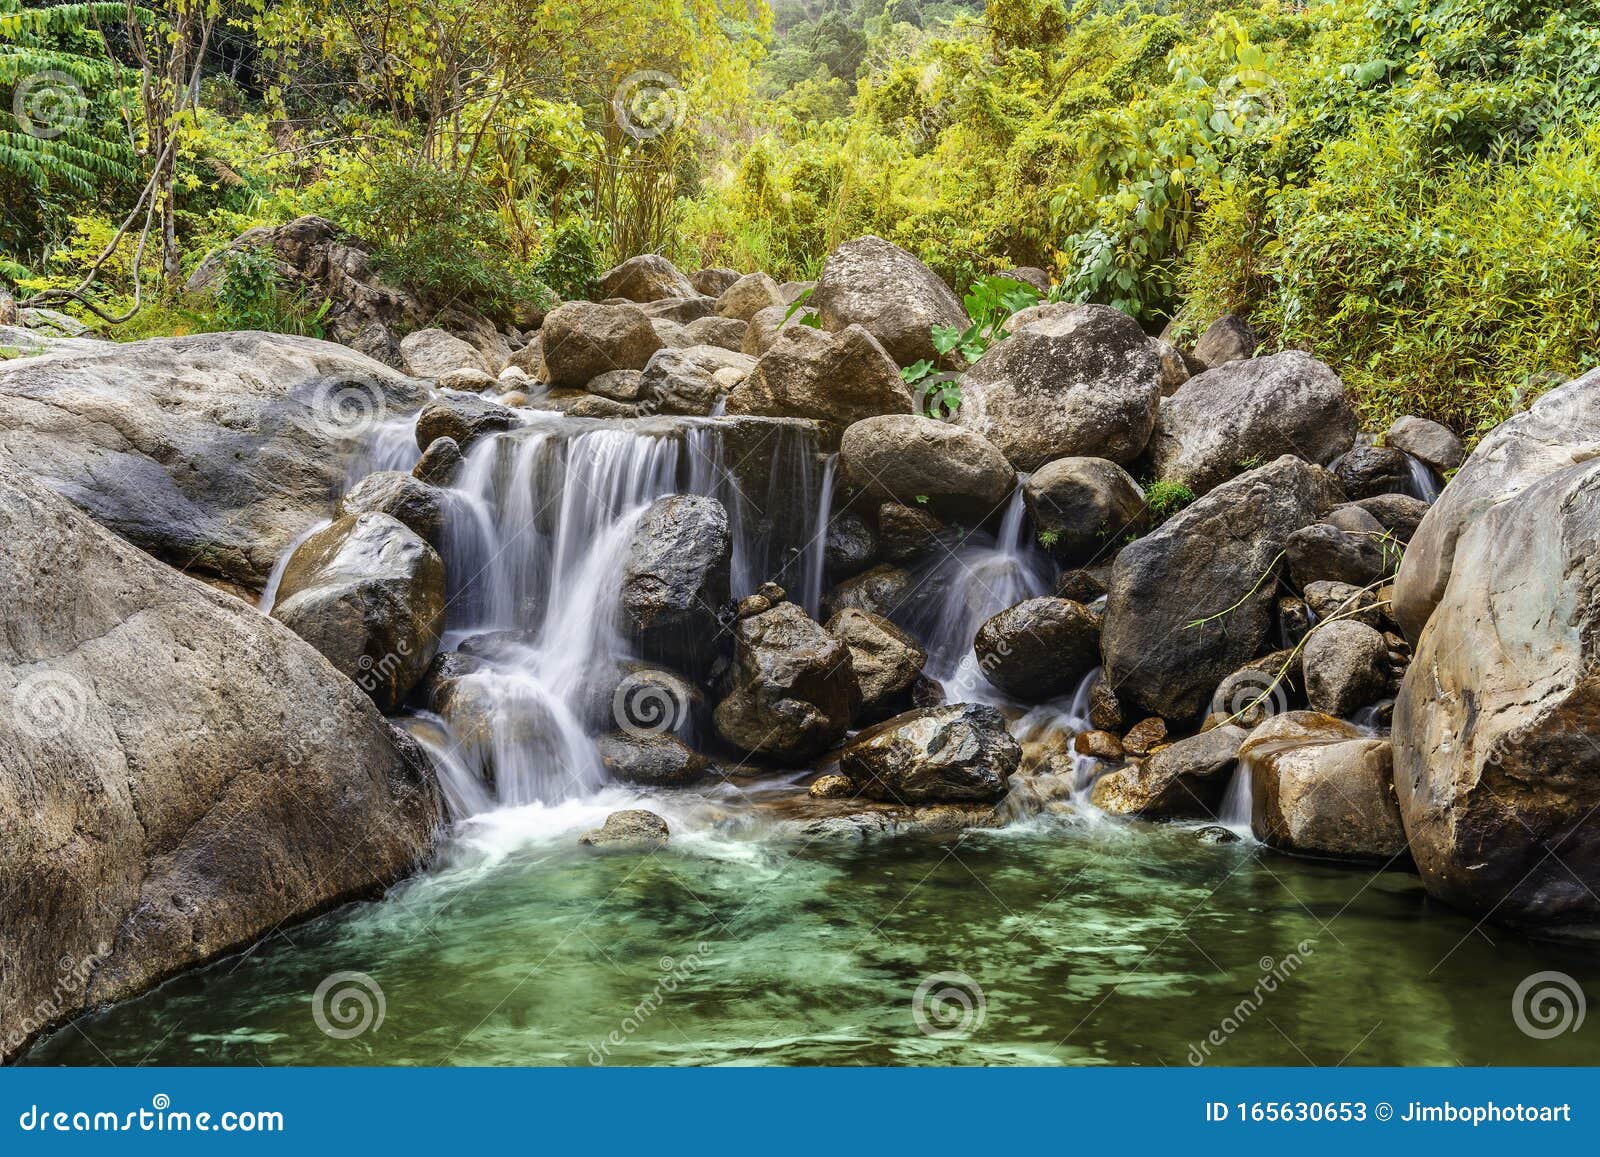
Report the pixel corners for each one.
[0,460,440,1063]
[840,704,1021,804]
[1240,712,1405,861]
[714,601,859,762]
[1149,351,1356,496]
[271,513,446,713]
[579,810,670,850]
[957,304,1163,471]
[813,235,969,365]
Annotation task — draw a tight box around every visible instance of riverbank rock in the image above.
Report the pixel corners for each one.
[271,513,446,712]
[741,304,803,357]
[692,267,741,297]
[682,316,748,352]
[714,601,859,762]
[1350,493,1431,543]
[826,608,926,722]
[813,236,968,365]
[597,255,697,303]
[957,304,1162,471]
[1303,620,1389,717]
[726,323,913,425]
[0,332,427,589]
[877,502,957,563]
[620,495,731,677]
[821,563,916,620]
[1241,713,1405,861]
[826,511,879,581]
[413,436,463,486]
[839,414,1014,519]
[1149,351,1357,496]
[1090,724,1248,818]
[1333,444,1412,500]
[540,302,665,388]
[1394,452,1600,933]
[638,345,755,414]
[716,272,787,321]
[637,297,716,325]
[1023,457,1147,563]
[1386,415,1464,473]
[840,704,1020,804]
[1191,314,1257,368]
[1284,521,1393,589]
[974,597,1101,702]
[0,460,440,1063]
[401,328,490,378]
[1393,369,1600,642]
[1102,456,1343,722]
[579,810,669,850]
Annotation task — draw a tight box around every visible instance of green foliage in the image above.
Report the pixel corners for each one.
[533,220,601,302]
[1143,480,1196,524]
[215,247,330,337]
[905,274,1040,386]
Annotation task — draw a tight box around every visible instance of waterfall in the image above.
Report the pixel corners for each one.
[412,412,827,814]
[799,453,837,619]
[258,518,331,615]
[1218,765,1253,831]
[1402,452,1442,502]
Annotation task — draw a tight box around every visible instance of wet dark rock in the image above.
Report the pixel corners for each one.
[1074,730,1124,761]
[1196,825,1241,845]
[1091,724,1247,818]
[840,414,1015,520]
[1054,569,1107,604]
[1349,494,1431,542]
[1121,716,1169,757]
[974,596,1100,702]
[1333,444,1413,499]
[821,563,916,620]
[841,703,1021,804]
[826,608,926,723]
[877,501,957,563]
[713,601,859,762]
[1023,456,1146,563]
[595,732,708,786]
[809,773,856,799]
[412,435,463,486]
[1285,522,1394,590]
[825,511,879,581]
[620,495,732,677]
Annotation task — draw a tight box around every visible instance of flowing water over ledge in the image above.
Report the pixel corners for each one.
[26,807,1600,1067]
[26,409,1599,1066]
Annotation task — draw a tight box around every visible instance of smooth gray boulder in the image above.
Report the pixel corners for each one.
[1392,369,1600,642]
[974,596,1100,702]
[0,332,427,589]
[839,414,1014,519]
[0,460,440,1063]
[400,327,490,378]
[1191,314,1257,368]
[1386,415,1464,472]
[727,323,913,426]
[812,235,968,365]
[1394,455,1600,933]
[619,495,731,677]
[1101,456,1343,722]
[271,513,446,713]
[1303,620,1389,717]
[840,704,1020,804]
[957,304,1162,471]
[1149,351,1357,496]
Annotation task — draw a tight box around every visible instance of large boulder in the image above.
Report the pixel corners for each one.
[0,332,427,589]
[956,304,1162,471]
[539,302,665,388]
[400,328,490,378]
[271,513,446,712]
[1284,521,1393,589]
[825,511,879,581]
[812,236,968,365]
[691,267,742,297]
[1241,713,1405,861]
[596,254,697,303]
[1190,314,1257,368]
[336,470,446,547]
[619,496,731,676]
[974,597,1100,702]
[1386,415,1464,473]
[1023,457,1147,563]
[1392,369,1600,642]
[838,414,1014,519]
[725,324,914,425]
[1102,456,1344,722]
[637,344,755,415]
[713,601,859,761]
[840,703,1021,804]
[826,608,926,722]
[1302,620,1389,717]
[1149,351,1358,496]
[1090,724,1248,819]
[681,316,748,352]
[0,459,440,1062]
[741,304,803,357]
[1394,453,1600,933]
[414,393,517,452]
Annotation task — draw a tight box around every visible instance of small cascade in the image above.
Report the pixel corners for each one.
[257,518,331,615]
[407,412,828,814]
[357,414,424,477]
[1402,452,1442,502]
[799,453,837,619]
[1217,764,1253,832]
[898,486,1054,703]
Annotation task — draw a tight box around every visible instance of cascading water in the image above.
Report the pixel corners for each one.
[1402,452,1442,502]
[404,411,830,815]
